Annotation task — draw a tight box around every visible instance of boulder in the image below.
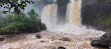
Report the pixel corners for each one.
[61,37,71,42]
[0,37,4,41]
[91,40,109,47]
[58,46,66,49]
[91,32,111,48]
[109,46,111,49]
[36,34,41,39]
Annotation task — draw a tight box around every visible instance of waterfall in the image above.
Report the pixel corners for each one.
[41,4,57,29]
[0,0,106,49]
[41,0,82,26]
[40,0,105,35]
[41,0,83,33]
[66,0,82,26]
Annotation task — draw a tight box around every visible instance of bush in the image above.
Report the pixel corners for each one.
[0,9,46,34]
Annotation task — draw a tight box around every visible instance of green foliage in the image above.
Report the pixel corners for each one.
[28,9,38,19]
[96,14,111,26]
[0,0,34,14]
[0,9,46,34]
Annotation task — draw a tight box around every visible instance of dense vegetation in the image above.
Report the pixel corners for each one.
[0,9,46,35]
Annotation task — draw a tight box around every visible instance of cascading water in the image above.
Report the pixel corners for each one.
[0,0,106,49]
[41,0,82,26]
[41,0,98,34]
[41,4,57,29]
[66,0,82,25]
[40,0,106,48]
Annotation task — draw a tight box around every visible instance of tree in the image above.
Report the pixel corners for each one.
[28,9,38,19]
[0,9,46,34]
[0,0,34,14]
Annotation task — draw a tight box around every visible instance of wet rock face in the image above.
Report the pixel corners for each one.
[82,0,111,31]
[57,0,69,23]
[91,32,111,48]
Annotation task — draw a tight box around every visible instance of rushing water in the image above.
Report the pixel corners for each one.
[0,0,106,49]
[41,0,82,30]
[66,0,82,25]
[41,0,96,33]
[0,31,105,49]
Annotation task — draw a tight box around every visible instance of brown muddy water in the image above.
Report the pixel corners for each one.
[0,31,106,49]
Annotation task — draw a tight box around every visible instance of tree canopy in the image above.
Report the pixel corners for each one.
[0,0,34,14]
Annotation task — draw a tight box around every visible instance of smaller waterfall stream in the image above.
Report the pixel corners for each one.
[66,0,82,26]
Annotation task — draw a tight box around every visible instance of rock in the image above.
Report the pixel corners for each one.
[61,37,70,41]
[58,46,66,49]
[0,37,4,41]
[36,34,41,38]
[91,32,111,48]
[40,40,45,43]
[109,46,111,49]
[91,40,108,47]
